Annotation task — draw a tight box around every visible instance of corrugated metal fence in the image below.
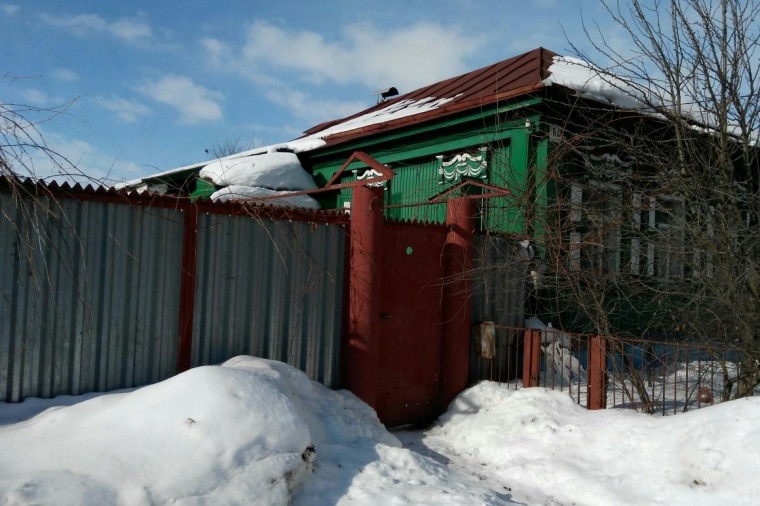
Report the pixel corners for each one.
[469,234,528,383]
[0,185,346,402]
[191,212,344,384]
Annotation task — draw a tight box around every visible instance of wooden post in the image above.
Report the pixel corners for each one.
[522,329,541,387]
[588,335,608,410]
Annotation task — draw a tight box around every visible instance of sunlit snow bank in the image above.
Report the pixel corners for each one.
[0,357,505,505]
[419,382,760,506]
[0,359,320,504]
[6,357,757,506]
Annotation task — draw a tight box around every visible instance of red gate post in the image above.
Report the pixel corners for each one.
[347,184,385,409]
[522,329,541,387]
[588,335,608,410]
[176,203,198,374]
[440,196,476,409]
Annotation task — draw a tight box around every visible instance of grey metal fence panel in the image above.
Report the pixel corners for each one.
[0,193,184,402]
[470,234,528,383]
[192,213,345,388]
[471,234,527,327]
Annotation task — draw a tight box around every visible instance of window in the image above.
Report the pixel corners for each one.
[639,196,686,279]
[569,181,623,273]
[568,174,693,280]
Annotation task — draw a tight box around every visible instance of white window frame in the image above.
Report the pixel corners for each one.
[569,180,623,274]
[642,195,686,280]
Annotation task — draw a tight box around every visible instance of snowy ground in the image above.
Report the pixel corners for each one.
[2,357,759,505]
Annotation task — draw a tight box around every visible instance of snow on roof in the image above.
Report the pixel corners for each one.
[197,149,321,208]
[120,94,460,191]
[116,137,325,190]
[209,185,320,209]
[199,150,317,190]
[300,95,460,141]
[542,56,653,110]
[303,47,556,145]
[542,55,748,141]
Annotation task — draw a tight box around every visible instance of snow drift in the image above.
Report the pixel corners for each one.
[0,359,320,505]
[4,355,760,505]
[420,382,760,505]
[0,357,503,505]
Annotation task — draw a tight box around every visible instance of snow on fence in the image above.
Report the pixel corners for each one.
[482,325,747,415]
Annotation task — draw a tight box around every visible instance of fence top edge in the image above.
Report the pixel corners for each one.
[490,325,744,352]
[0,177,350,225]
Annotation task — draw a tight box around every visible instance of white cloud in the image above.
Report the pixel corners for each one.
[202,20,483,125]
[94,97,152,123]
[18,88,69,107]
[13,129,143,184]
[201,38,232,66]
[108,17,152,42]
[0,4,19,16]
[39,13,153,43]
[137,75,223,124]
[50,68,79,82]
[228,20,483,92]
[264,83,368,124]
[21,88,49,105]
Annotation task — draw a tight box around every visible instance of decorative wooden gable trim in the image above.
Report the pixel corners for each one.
[437,147,488,184]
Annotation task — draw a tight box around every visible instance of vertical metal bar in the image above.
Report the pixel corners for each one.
[673,346,678,415]
[575,335,581,405]
[651,347,656,413]
[684,346,689,412]
[697,354,702,408]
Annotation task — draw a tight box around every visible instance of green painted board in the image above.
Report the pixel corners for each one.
[191,178,216,200]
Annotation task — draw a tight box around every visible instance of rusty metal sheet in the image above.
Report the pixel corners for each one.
[477,321,496,359]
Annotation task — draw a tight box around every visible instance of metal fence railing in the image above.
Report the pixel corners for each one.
[476,324,748,415]
[604,336,745,415]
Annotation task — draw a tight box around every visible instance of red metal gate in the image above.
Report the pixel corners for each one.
[376,222,447,426]
[345,181,478,428]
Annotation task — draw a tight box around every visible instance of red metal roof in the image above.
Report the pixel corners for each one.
[304,47,558,147]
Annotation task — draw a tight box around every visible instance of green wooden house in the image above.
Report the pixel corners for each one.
[124,47,750,336]
[124,48,561,239]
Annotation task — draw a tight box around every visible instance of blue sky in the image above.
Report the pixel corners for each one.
[1,0,612,183]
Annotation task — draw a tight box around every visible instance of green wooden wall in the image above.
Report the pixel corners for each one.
[308,106,544,235]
